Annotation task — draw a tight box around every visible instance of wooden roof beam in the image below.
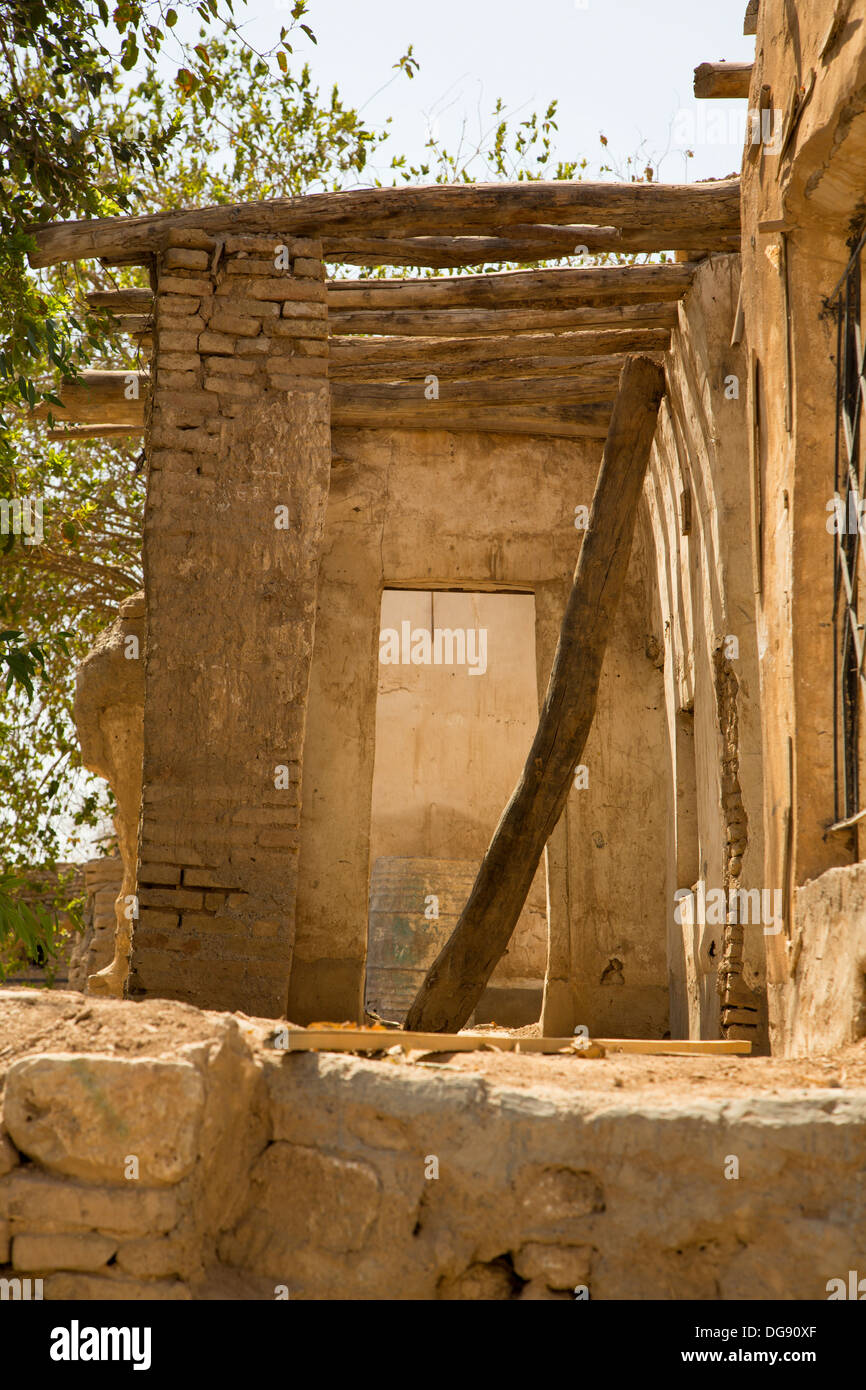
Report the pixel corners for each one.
[30,179,741,268]
[328,303,680,337]
[328,327,671,372]
[326,262,696,311]
[694,62,754,99]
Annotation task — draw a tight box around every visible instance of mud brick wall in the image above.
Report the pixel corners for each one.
[128,230,331,1017]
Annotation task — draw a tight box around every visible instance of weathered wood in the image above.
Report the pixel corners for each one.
[38,372,612,440]
[694,62,754,99]
[44,366,616,416]
[324,231,734,267]
[404,354,666,1033]
[114,317,153,345]
[278,1027,751,1055]
[332,369,621,407]
[743,0,759,36]
[34,371,147,425]
[46,424,144,440]
[332,401,612,439]
[322,227,623,268]
[30,179,741,267]
[328,328,671,377]
[87,289,153,314]
[327,262,696,311]
[330,303,680,337]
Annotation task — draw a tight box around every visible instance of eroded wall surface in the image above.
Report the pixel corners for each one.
[741,0,866,1051]
[646,255,768,1048]
[130,232,332,1019]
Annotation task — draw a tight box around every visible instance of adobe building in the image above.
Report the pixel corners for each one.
[3,0,866,1301]
[38,0,866,1056]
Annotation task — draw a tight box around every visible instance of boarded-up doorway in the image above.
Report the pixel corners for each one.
[366,589,547,1025]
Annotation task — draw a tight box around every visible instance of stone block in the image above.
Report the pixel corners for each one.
[208,312,262,337]
[158,352,201,373]
[7,1170,178,1237]
[160,313,206,334]
[204,376,258,397]
[159,331,199,353]
[220,1143,380,1272]
[157,369,200,391]
[157,295,201,316]
[166,228,217,252]
[163,248,210,271]
[159,275,213,297]
[225,258,288,275]
[139,888,204,910]
[202,355,257,376]
[138,862,181,886]
[4,1056,204,1185]
[249,279,327,303]
[13,1232,117,1272]
[293,257,324,279]
[513,1242,592,1288]
[198,331,236,354]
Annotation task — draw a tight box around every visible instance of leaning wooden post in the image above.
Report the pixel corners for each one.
[404,354,666,1034]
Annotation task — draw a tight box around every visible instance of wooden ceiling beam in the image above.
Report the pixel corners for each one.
[328,303,680,337]
[325,262,695,310]
[328,328,671,373]
[694,62,754,99]
[31,179,741,267]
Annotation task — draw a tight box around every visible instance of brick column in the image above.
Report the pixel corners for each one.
[128,230,331,1016]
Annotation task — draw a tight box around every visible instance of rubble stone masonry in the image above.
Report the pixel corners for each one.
[127,230,332,1016]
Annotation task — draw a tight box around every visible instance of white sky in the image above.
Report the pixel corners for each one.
[231,0,756,185]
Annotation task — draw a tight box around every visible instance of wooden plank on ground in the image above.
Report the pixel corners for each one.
[279,1028,752,1056]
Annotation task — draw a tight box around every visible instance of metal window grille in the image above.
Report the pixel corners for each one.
[830,223,866,827]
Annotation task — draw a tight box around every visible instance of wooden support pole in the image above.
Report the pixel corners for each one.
[403,354,666,1033]
[744,1,759,37]
[30,179,741,267]
[694,62,754,99]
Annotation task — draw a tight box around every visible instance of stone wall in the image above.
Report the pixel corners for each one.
[129,230,332,1018]
[2,990,865,1301]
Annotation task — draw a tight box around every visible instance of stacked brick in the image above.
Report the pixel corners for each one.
[128,229,332,1017]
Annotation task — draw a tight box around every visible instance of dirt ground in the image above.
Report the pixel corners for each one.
[3,987,866,1102]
